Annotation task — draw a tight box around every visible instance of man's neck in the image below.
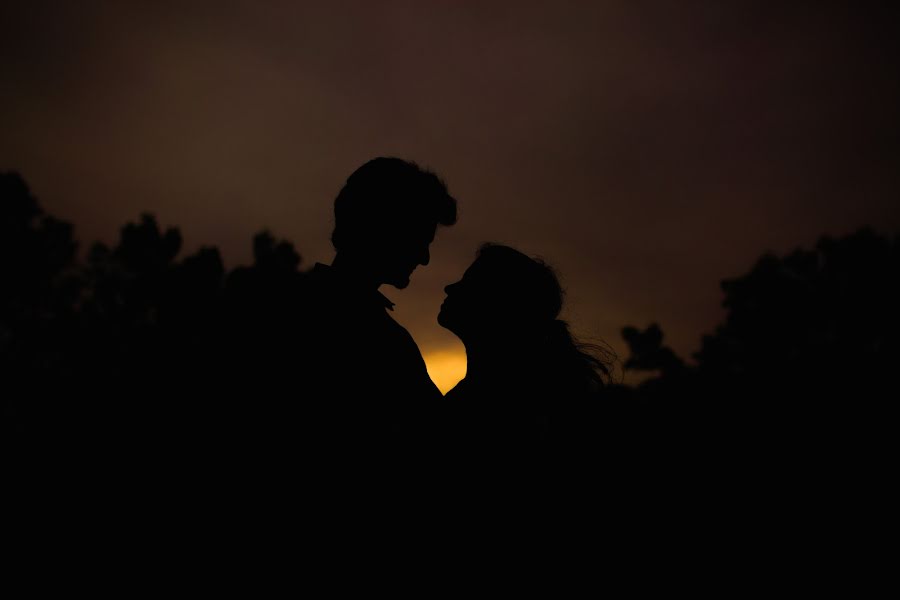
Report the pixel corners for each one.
[330,252,382,292]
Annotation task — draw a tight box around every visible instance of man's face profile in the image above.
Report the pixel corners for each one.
[378,220,437,289]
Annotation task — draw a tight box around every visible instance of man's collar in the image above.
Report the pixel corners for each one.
[380,293,396,311]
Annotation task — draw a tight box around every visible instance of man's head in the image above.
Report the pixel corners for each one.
[331,157,457,288]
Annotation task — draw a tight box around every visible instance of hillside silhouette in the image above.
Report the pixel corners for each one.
[4,171,897,501]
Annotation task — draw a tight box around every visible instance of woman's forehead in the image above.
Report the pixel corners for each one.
[465,255,507,281]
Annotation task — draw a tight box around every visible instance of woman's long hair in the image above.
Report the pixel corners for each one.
[476,243,614,395]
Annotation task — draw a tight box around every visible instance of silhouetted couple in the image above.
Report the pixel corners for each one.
[283,157,610,481]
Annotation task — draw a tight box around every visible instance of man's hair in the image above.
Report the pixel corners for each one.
[331,157,457,250]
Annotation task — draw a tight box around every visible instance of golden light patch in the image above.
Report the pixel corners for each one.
[424,349,467,395]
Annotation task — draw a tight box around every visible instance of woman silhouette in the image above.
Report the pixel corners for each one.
[437,243,612,473]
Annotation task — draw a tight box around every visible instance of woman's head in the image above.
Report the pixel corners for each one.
[438,243,612,392]
[438,243,563,342]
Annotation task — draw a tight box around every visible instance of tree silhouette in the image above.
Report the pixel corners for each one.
[5,169,897,498]
[618,227,899,494]
[2,172,80,448]
[696,228,899,399]
[623,227,899,397]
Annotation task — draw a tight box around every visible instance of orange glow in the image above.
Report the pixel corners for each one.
[424,349,467,395]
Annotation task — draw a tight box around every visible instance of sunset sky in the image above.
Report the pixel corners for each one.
[3,1,898,392]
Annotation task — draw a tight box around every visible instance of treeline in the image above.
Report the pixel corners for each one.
[613,224,899,437]
[2,172,311,476]
[3,170,898,488]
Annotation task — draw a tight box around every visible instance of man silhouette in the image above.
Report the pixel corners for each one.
[299,157,457,457]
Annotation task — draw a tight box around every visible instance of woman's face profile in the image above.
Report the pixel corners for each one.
[438,255,510,337]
